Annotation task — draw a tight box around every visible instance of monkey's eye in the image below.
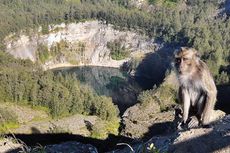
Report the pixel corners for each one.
[175,58,181,63]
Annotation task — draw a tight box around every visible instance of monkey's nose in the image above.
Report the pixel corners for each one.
[179,66,184,73]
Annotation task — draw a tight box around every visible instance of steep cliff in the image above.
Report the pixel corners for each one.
[4,20,158,69]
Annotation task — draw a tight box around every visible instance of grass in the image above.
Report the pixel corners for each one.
[91,118,120,139]
[0,102,51,133]
[31,105,50,114]
[105,119,120,135]
[4,101,49,115]
[0,101,50,120]
[0,122,19,133]
[111,51,130,60]
[0,105,19,133]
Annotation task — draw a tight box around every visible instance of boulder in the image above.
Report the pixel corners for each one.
[111,112,229,153]
[45,141,98,153]
[121,103,175,139]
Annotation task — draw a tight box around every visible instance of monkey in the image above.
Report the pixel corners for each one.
[174,47,217,128]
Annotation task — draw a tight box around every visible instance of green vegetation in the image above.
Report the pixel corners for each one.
[138,88,159,108]
[107,40,130,60]
[138,78,177,111]
[37,44,50,63]
[0,0,230,138]
[0,2,230,149]
[155,83,177,111]
[90,122,107,139]
[90,119,120,139]
[0,52,119,121]
[49,40,86,64]
[148,0,178,6]
[0,0,229,82]
[0,107,19,133]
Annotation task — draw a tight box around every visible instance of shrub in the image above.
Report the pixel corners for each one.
[36,44,50,63]
[107,40,130,60]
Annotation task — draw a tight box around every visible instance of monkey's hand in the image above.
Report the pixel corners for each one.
[187,116,199,128]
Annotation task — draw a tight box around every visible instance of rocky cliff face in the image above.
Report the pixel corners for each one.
[4,20,158,69]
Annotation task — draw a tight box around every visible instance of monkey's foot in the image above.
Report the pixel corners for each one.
[187,116,199,128]
[177,116,200,130]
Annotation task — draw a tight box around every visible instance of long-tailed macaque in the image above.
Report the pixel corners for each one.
[174,47,217,128]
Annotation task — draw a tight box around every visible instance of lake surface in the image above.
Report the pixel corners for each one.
[53,66,143,114]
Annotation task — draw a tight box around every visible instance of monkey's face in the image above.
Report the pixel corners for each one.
[174,48,197,75]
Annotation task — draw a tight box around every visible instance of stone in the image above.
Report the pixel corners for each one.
[4,20,158,70]
[45,141,98,153]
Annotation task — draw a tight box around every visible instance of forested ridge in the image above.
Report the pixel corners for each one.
[1,0,230,78]
[0,51,119,121]
[0,0,230,126]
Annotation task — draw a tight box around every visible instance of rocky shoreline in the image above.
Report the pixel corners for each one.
[43,58,128,70]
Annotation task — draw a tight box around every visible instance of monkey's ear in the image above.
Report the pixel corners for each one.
[174,49,180,57]
[174,50,182,59]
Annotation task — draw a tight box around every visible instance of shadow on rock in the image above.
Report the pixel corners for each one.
[169,129,230,153]
[115,115,230,153]
[5,133,135,153]
[142,121,176,140]
[216,85,230,114]
[134,45,176,89]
